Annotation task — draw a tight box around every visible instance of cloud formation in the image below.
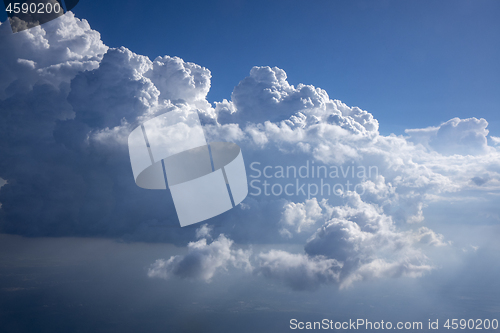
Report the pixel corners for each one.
[0,13,107,99]
[258,192,438,290]
[0,15,216,242]
[279,199,323,237]
[257,250,342,291]
[406,117,491,156]
[1,13,499,290]
[148,194,443,290]
[148,226,252,282]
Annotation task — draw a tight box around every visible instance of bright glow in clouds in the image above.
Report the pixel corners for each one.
[1,14,499,291]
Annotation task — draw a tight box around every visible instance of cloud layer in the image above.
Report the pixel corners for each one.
[1,13,499,290]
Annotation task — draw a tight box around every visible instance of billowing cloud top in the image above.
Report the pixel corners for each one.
[0,13,498,290]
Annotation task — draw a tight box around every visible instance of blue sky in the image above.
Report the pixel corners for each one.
[33,0,500,135]
[1,1,500,332]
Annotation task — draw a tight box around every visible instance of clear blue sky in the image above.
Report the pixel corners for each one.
[2,0,499,135]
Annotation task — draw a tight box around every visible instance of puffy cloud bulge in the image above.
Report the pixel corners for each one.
[0,14,499,289]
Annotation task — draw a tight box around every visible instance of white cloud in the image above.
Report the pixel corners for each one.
[68,46,160,129]
[258,250,342,291]
[406,117,491,156]
[490,136,500,146]
[195,223,213,239]
[279,198,323,236]
[227,66,378,135]
[414,227,449,247]
[148,233,252,282]
[259,192,445,289]
[1,13,498,292]
[341,258,433,288]
[0,12,107,99]
[144,55,214,116]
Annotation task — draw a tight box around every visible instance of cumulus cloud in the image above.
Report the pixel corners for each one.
[0,13,107,99]
[256,191,445,289]
[144,55,212,113]
[148,229,252,282]
[67,46,159,129]
[223,66,378,136]
[210,67,499,243]
[221,72,500,230]
[0,15,216,242]
[279,198,323,237]
[1,13,498,291]
[195,223,213,239]
[154,190,441,290]
[257,250,342,291]
[158,191,446,290]
[414,227,449,247]
[406,117,491,156]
